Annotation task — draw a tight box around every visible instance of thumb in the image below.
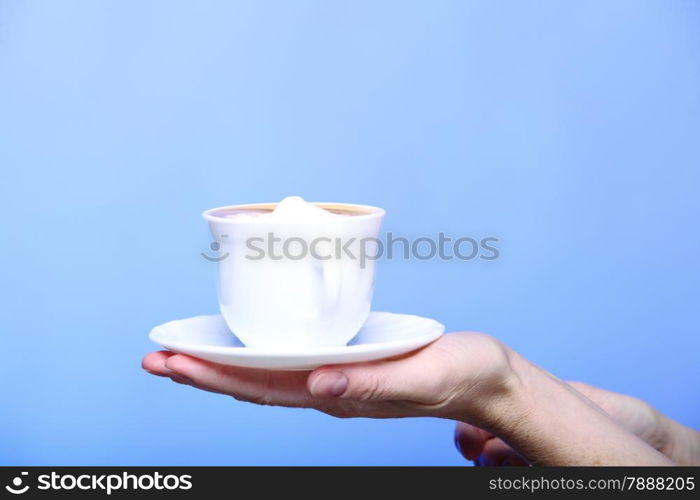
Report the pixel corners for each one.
[307,354,448,403]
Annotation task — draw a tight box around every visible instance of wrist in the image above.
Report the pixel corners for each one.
[469,348,673,465]
[443,337,528,429]
[469,345,531,432]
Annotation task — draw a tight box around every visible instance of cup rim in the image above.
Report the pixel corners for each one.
[202,201,386,224]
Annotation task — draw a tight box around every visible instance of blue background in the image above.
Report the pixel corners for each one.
[1,0,698,465]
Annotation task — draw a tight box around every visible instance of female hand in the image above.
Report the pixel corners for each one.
[143,332,674,465]
[143,333,517,422]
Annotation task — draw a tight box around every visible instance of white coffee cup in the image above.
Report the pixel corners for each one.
[203,201,385,349]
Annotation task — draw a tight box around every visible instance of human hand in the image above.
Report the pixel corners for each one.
[143,332,673,465]
[143,332,518,422]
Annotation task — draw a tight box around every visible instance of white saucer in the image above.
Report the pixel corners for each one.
[149,312,444,370]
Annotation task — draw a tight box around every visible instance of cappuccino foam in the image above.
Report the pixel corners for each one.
[220,196,350,221]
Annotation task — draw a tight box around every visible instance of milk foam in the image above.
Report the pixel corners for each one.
[223,196,342,221]
[268,196,341,222]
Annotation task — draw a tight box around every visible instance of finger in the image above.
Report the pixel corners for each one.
[306,347,448,405]
[142,351,177,377]
[454,421,493,460]
[478,438,529,467]
[163,354,316,408]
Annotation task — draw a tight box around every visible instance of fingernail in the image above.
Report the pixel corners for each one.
[310,372,348,397]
